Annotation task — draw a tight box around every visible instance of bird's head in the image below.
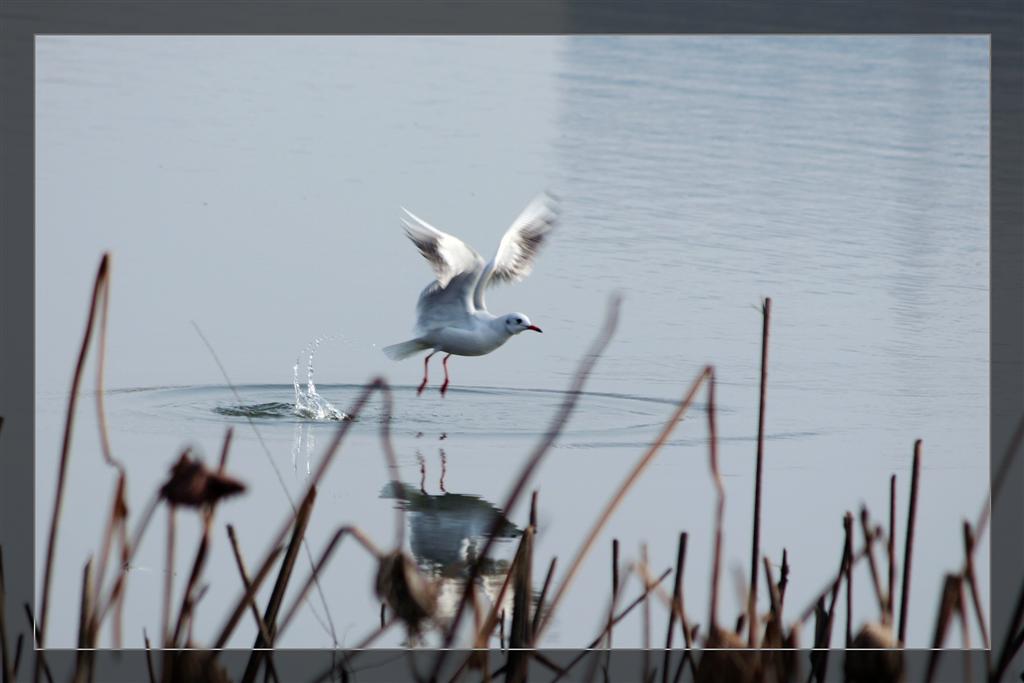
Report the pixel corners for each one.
[503,313,543,335]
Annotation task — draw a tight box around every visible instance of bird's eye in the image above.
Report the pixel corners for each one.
[516,318,522,324]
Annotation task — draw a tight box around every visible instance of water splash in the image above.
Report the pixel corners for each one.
[293,335,348,421]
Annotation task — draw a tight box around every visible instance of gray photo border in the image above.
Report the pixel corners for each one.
[1,1,1020,681]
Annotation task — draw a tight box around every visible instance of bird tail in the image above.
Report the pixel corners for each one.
[382,338,432,361]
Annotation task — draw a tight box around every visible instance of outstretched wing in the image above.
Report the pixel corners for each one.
[401,207,484,289]
[474,192,559,309]
[400,206,485,334]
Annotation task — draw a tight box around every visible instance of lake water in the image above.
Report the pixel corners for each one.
[35,36,989,650]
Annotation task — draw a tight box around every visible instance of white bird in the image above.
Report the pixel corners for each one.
[383,193,558,396]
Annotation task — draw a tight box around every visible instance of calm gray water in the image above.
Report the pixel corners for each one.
[35,36,989,649]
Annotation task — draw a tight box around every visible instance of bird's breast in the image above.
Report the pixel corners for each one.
[433,326,508,357]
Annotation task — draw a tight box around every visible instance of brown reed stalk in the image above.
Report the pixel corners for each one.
[925,573,961,683]
[552,568,672,683]
[162,504,176,650]
[859,507,887,618]
[641,545,651,683]
[535,365,710,640]
[507,525,535,683]
[226,526,276,647]
[37,254,109,680]
[171,432,235,647]
[530,556,557,641]
[663,532,689,683]
[992,574,1024,683]
[10,635,20,682]
[844,512,854,647]
[897,441,922,645]
[73,559,94,683]
[212,542,285,649]
[143,629,155,683]
[226,526,281,683]
[472,526,528,648]
[93,490,159,627]
[779,548,789,608]
[887,473,896,624]
[0,546,13,683]
[809,516,854,683]
[277,525,383,639]
[956,577,972,677]
[91,474,127,642]
[975,410,1024,539]
[241,487,318,683]
[610,538,620,648]
[749,297,771,648]
[706,368,724,634]
[431,294,621,675]
[24,604,52,683]
[961,521,990,654]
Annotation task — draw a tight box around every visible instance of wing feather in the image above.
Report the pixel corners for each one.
[400,206,485,334]
[474,192,558,309]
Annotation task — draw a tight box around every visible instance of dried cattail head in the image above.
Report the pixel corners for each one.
[844,622,903,683]
[375,550,438,634]
[159,452,246,507]
[695,626,757,683]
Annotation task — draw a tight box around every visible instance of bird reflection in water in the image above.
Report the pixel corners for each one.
[380,451,529,645]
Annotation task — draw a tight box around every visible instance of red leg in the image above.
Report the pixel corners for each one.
[439,353,452,397]
[417,351,436,396]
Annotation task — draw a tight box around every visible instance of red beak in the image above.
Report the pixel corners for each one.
[527,325,543,333]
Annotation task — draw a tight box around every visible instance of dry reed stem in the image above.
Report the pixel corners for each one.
[23,604,52,683]
[472,523,529,649]
[92,473,127,636]
[779,548,789,608]
[975,410,1024,540]
[277,525,383,639]
[844,512,854,648]
[925,573,961,683]
[749,297,771,648]
[888,474,896,624]
[507,526,535,682]
[706,368,723,633]
[37,254,109,677]
[663,531,689,683]
[992,573,1024,683]
[241,487,318,683]
[226,526,276,648]
[536,365,710,640]
[642,545,651,683]
[73,559,94,683]
[809,515,854,683]
[859,507,887,619]
[93,490,159,627]
[961,521,991,657]
[530,556,557,641]
[162,504,176,649]
[897,441,922,645]
[431,293,621,674]
[212,543,285,649]
[552,568,672,683]
[226,526,281,683]
[610,538,620,648]
[10,636,20,683]
[0,546,13,683]
[171,430,235,647]
[143,629,155,683]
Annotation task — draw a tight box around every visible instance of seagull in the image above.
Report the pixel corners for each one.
[383,193,558,397]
